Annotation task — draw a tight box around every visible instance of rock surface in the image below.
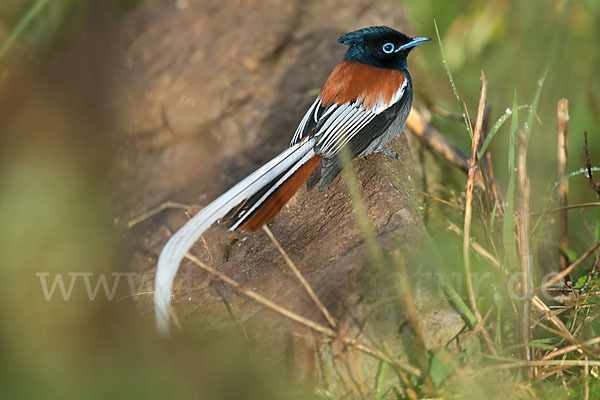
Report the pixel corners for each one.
[112,0,464,378]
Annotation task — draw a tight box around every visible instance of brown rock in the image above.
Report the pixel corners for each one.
[112,0,465,385]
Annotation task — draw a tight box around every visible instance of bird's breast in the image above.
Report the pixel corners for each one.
[319,60,407,113]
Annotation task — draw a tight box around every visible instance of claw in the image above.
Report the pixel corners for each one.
[375,148,398,159]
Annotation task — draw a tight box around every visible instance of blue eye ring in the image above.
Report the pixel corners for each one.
[382,42,395,54]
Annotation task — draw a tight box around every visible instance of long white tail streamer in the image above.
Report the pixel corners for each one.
[154,138,316,335]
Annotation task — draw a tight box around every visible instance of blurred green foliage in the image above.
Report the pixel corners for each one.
[0,0,151,61]
[405,0,600,255]
[0,0,84,58]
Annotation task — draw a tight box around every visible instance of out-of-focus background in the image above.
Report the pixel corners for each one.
[405,0,600,254]
[1,0,599,398]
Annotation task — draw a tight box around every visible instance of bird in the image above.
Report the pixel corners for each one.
[155,26,430,334]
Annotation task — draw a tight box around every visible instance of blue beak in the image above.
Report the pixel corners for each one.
[395,37,431,52]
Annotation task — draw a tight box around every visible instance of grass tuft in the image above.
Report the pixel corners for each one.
[434,19,473,138]
[0,0,50,60]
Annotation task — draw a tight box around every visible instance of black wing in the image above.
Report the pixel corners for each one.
[289,78,412,190]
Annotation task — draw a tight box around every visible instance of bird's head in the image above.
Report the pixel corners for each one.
[339,26,430,70]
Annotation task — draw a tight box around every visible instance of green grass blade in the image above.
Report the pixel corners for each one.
[442,277,477,327]
[478,104,535,159]
[434,19,473,138]
[478,109,512,158]
[558,246,579,264]
[495,300,502,345]
[523,65,549,140]
[502,91,519,265]
[489,201,497,234]
[0,0,51,60]
[321,335,335,395]
[429,352,454,387]
[553,167,600,191]
[374,361,389,400]
[339,145,385,264]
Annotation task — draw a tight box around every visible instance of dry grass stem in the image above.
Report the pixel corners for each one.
[479,106,504,208]
[539,237,600,290]
[461,71,498,356]
[448,222,501,270]
[406,108,484,188]
[584,356,590,400]
[394,253,432,384]
[530,202,600,216]
[127,200,191,228]
[183,253,422,377]
[477,359,600,374]
[262,225,337,328]
[347,350,367,398]
[531,295,577,343]
[169,305,183,333]
[541,336,600,361]
[421,191,463,211]
[457,305,495,348]
[482,141,503,208]
[463,71,487,324]
[557,99,569,270]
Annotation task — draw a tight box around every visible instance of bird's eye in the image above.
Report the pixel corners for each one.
[382,42,395,54]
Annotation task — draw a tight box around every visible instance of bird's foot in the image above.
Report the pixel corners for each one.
[375,148,398,159]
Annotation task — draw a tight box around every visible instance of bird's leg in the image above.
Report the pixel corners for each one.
[374,147,399,159]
